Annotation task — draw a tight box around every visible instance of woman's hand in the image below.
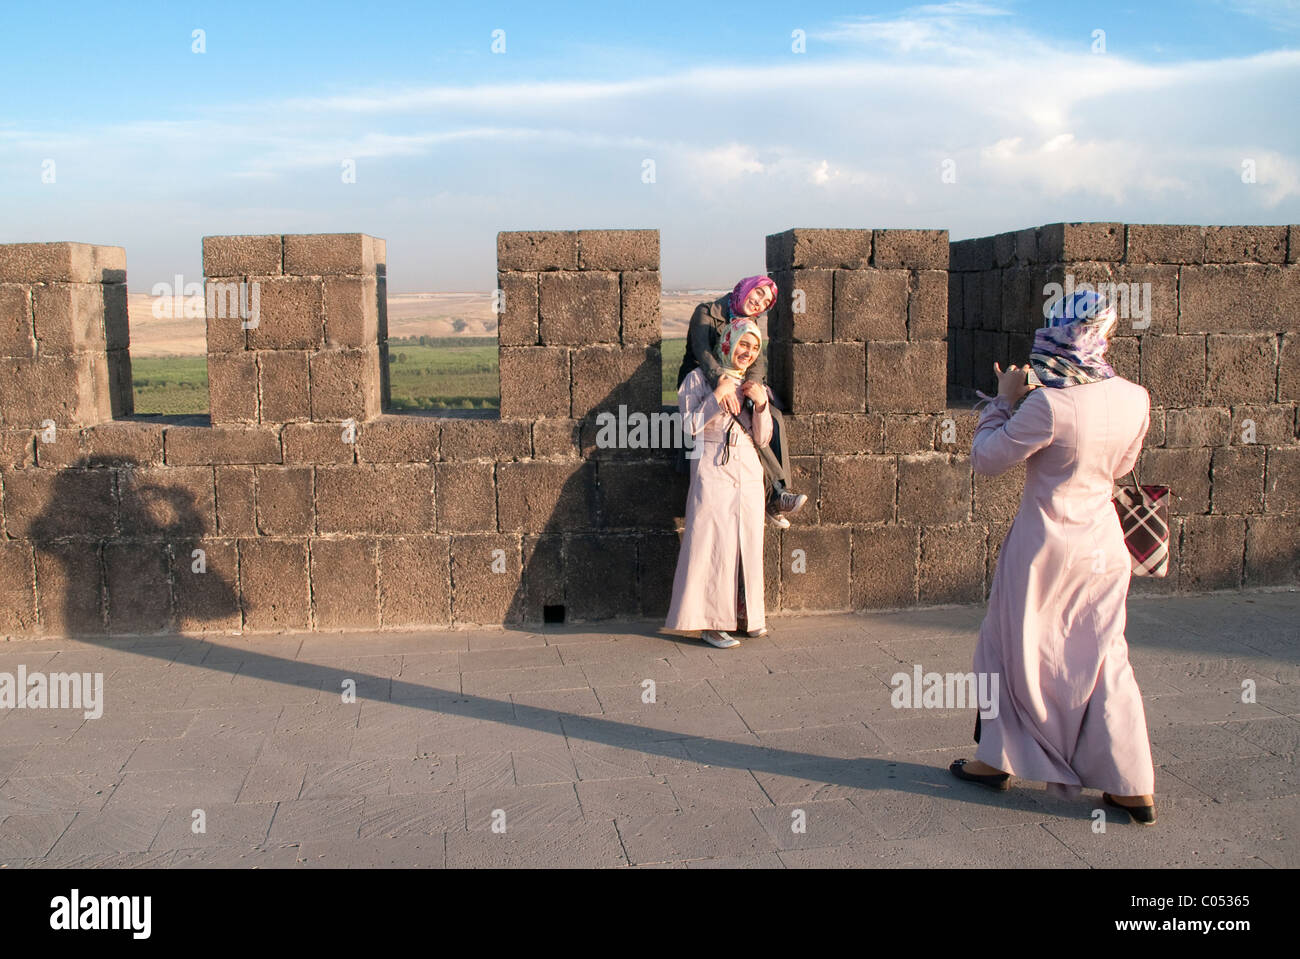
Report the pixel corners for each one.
[741,380,767,410]
[714,376,742,415]
[993,362,1033,405]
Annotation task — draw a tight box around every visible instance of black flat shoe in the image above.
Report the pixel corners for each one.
[1102,792,1158,826]
[949,758,1010,791]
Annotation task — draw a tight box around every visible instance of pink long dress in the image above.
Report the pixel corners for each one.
[971,376,1155,799]
[665,368,773,634]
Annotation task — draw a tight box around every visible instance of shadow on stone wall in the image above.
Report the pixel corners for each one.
[504,349,687,628]
[26,454,238,637]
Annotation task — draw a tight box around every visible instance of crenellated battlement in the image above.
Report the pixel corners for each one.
[0,224,1295,638]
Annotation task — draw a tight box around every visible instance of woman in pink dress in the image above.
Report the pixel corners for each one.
[950,289,1158,825]
[664,317,773,649]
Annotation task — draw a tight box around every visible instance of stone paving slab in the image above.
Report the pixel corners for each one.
[0,590,1296,868]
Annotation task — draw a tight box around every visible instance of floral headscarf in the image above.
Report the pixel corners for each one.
[714,317,762,380]
[1028,289,1118,389]
[728,275,777,318]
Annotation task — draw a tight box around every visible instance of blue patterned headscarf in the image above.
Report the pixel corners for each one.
[1028,289,1118,388]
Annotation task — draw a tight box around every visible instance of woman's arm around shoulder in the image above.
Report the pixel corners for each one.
[971,387,1055,476]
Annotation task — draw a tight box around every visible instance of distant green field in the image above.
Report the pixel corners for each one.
[130,336,691,414]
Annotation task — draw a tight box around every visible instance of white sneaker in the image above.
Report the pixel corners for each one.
[701,630,741,649]
[766,508,790,529]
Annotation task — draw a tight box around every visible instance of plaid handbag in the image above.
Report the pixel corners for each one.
[1112,466,1173,577]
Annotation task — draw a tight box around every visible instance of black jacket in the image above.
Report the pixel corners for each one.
[675,294,768,389]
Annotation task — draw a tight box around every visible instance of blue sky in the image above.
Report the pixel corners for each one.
[1,0,1298,291]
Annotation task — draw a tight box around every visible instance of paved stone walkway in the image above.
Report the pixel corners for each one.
[0,591,1296,868]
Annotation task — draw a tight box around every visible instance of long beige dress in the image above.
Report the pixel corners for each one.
[665,367,773,634]
[971,376,1155,798]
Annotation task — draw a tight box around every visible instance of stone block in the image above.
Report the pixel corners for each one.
[637,531,680,618]
[438,419,531,461]
[532,418,580,458]
[1037,222,1124,262]
[1126,224,1205,264]
[565,534,638,621]
[766,229,872,270]
[378,535,451,626]
[772,342,865,414]
[283,422,356,465]
[1163,408,1230,447]
[1279,334,1300,401]
[873,229,948,269]
[496,460,596,533]
[770,268,833,342]
[259,350,311,423]
[1206,334,1278,405]
[355,415,440,462]
[164,426,282,465]
[909,270,948,340]
[786,455,820,525]
[819,455,896,524]
[0,284,33,357]
[104,541,172,634]
[570,345,660,419]
[239,538,310,631]
[515,532,565,622]
[780,526,851,611]
[1211,446,1265,514]
[314,464,435,534]
[207,352,259,424]
[850,524,918,609]
[309,347,382,421]
[1180,265,1300,333]
[0,354,111,429]
[866,340,946,413]
[0,242,126,284]
[450,533,521,624]
[246,277,324,350]
[31,283,107,354]
[577,230,658,271]
[2,466,116,539]
[171,538,241,632]
[919,525,985,604]
[283,234,384,276]
[498,231,579,271]
[0,540,36,633]
[435,461,497,533]
[973,463,1025,523]
[323,276,379,348]
[539,271,620,345]
[948,237,994,273]
[999,267,1039,333]
[203,235,283,276]
[500,347,570,419]
[118,465,215,537]
[1244,516,1300,586]
[947,272,963,330]
[309,537,379,629]
[497,271,539,346]
[599,460,680,530]
[1264,447,1300,513]
[1139,447,1211,515]
[1229,405,1294,446]
[1204,226,1288,264]
[1180,515,1245,590]
[215,466,256,535]
[1140,335,1206,408]
[254,466,314,535]
[34,541,104,634]
[898,453,971,524]
[833,270,906,340]
[204,279,248,352]
[620,270,661,345]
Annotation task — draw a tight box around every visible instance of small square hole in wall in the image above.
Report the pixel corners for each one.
[543,605,565,624]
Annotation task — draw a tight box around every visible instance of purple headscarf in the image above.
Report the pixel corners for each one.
[728,275,778,318]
